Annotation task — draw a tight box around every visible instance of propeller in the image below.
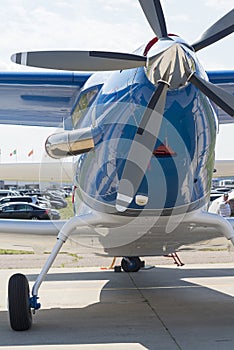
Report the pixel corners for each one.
[116,81,169,212]
[138,0,168,39]
[192,9,234,52]
[11,51,146,71]
[186,72,234,116]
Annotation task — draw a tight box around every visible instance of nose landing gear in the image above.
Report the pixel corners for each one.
[8,273,33,331]
[121,256,143,272]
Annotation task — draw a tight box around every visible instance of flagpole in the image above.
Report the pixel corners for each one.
[29,149,34,186]
[27,150,34,187]
[15,149,18,188]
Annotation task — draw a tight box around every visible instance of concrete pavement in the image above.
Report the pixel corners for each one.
[1,264,234,349]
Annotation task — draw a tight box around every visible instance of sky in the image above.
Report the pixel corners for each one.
[0,0,233,162]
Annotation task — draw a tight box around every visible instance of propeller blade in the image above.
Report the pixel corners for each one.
[188,73,234,117]
[192,9,234,52]
[139,0,168,38]
[11,51,146,71]
[116,82,169,212]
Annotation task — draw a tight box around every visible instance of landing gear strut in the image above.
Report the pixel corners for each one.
[8,216,82,331]
[121,256,143,272]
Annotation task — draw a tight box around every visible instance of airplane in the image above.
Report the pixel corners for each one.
[0,0,233,331]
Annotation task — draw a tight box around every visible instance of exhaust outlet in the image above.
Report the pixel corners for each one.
[45,127,94,159]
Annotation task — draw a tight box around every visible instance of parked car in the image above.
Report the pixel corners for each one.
[209,188,232,202]
[0,195,38,206]
[209,193,223,202]
[45,195,67,209]
[47,199,67,209]
[36,196,52,208]
[0,202,52,220]
[50,209,61,220]
[63,186,72,196]
[213,187,232,193]
[0,190,20,198]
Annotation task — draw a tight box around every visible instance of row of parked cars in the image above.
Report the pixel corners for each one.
[0,188,70,220]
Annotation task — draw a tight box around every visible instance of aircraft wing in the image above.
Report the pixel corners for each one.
[0,70,232,127]
[0,72,91,129]
[0,212,113,253]
[207,70,234,124]
[0,219,66,235]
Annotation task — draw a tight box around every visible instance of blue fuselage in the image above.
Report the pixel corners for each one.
[73,40,217,216]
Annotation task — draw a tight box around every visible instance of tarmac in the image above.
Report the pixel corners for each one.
[1,246,234,349]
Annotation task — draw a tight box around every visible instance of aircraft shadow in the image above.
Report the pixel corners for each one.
[1,267,234,349]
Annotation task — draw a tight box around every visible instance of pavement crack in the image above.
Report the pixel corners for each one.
[128,272,183,350]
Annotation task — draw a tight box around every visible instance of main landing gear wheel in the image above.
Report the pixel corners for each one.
[8,273,32,331]
[121,256,142,272]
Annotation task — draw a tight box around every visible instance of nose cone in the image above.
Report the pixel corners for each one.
[146,42,192,89]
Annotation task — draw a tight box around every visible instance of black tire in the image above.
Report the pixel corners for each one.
[8,273,32,331]
[121,257,142,272]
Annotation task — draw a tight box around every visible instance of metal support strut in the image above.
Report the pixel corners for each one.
[30,215,85,310]
[164,252,184,267]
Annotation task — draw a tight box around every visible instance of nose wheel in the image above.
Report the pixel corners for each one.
[121,256,143,272]
[8,273,32,331]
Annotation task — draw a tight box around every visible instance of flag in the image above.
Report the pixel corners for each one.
[28,149,34,157]
[10,149,16,156]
